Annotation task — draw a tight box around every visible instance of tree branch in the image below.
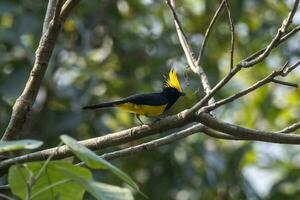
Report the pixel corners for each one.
[278,122,300,133]
[186,65,241,115]
[238,0,299,68]
[196,0,226,65]
[186,0,300,114]
[1,0,300,179]
[1,0,80,141]
[102,125,244,162]
[102,124,205,160]
[166,0,213,97]
[43,0,58,34]
[0,111,195,171]
[271,79,298,88]
[242,26,300,63]
[201,60,300,112]
[224,0,235,69]
[197,113,300,144]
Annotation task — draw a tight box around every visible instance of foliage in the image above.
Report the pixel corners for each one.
[0,139,43,153]
[0,0,300,199]
[7,136,136,200]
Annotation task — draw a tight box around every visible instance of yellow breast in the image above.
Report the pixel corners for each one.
[116,103,167,116]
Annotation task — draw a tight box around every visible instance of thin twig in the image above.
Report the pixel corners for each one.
[60,0,80,22]
[271,79,298,88]
[201,60,300,112]
[283,59,300,76]
[239,0,299,68]
[196,0,226,65]
[201,128,243,140]
[186,1,300,114]
[166,0,213,97]
[278,122,300,133]
[282,0,300,33]
[243,26,300,63]
[224,0,235,69]
[186,65,242,116]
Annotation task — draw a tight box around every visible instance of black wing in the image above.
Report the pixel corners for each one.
[119,92,169,106]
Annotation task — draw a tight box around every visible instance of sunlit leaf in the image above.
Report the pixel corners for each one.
[60,135,140,192]
[0,139,43,153]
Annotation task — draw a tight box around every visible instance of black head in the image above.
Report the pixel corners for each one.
[162,87,185,110]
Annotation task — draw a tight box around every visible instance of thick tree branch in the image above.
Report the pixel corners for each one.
[1,0,80,141]
[197,113,300,144]
[1,0,300,178]
[0,111,195,171]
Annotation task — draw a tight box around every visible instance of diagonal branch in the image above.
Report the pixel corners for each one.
[186,65,241,116]
[224,0,235,69]
[1,0,300,179]
[239,0,299,68]
[242,26,300,63]
[186,1,300,115]
[43,0,58,34]
[271,79,298,88]
[196,0,226,65]
[278,122,300,133]
[201,60,300,112]
[166,0,213,97]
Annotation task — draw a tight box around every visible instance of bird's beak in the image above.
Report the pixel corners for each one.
[181,92,186,96]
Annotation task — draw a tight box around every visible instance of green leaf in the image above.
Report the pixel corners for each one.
[56,167,134,200]
[8,161,92,200]
[0,139,43,153]
[60,134,106,169]
[86,182,134,200]
[60,135,140,192]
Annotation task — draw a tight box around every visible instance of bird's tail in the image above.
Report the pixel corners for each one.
[82,100,122,110]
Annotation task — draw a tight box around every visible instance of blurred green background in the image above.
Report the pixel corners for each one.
[1,0,300,199]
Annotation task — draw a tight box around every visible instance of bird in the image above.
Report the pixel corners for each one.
[82,68,185,124]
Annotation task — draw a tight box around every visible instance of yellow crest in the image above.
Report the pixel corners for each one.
[165,68,183,92]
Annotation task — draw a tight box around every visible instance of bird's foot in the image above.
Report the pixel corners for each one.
[136,114,145,125]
